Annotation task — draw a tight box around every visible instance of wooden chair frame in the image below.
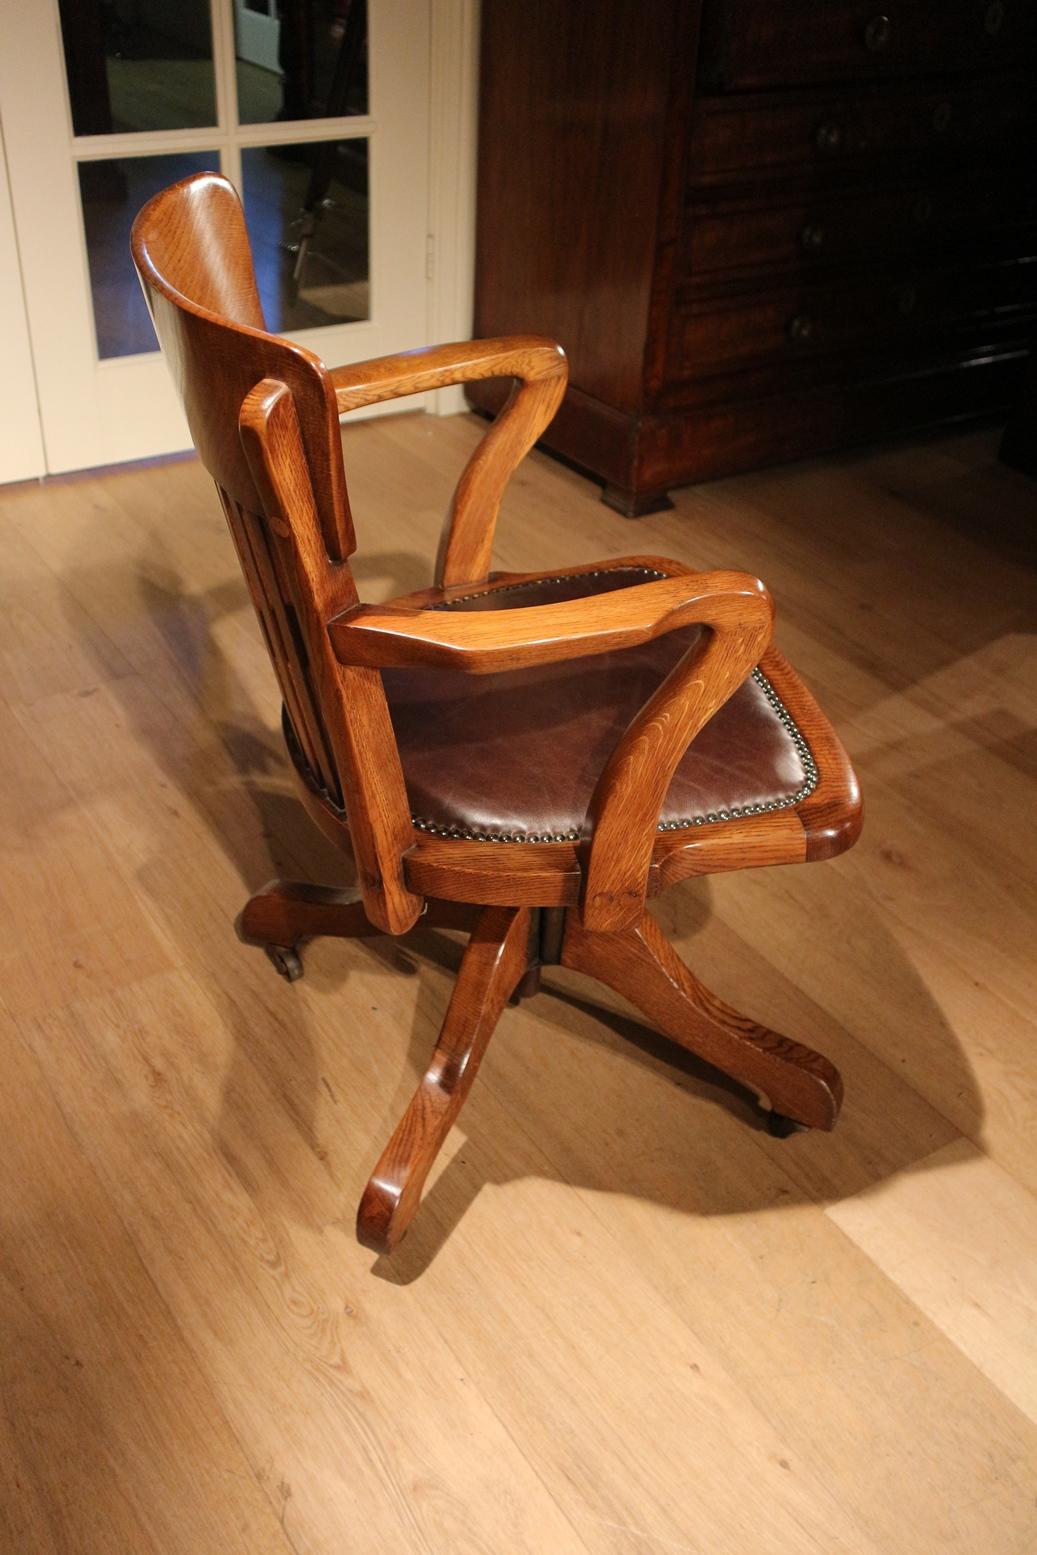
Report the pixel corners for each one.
[132,173,861,1256]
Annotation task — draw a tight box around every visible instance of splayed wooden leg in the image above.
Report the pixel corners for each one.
[239,881,382,949]
[561,909,842,1130]
[238,882,478,978]
[357,904,532,1254]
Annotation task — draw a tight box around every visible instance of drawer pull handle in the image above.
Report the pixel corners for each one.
[864,13,892,50]
[814,121,843,152]
[787,314,815,342]
[913,196,935,228]
[985,1,1006,34]
[800,223,826,252]
[932,101,953,134]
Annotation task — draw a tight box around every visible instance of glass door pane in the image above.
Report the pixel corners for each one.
[241,139,369,333]
[79,152,221,358]
[235,0,368,123]
[1,0,430,473]
[57,0,217,134]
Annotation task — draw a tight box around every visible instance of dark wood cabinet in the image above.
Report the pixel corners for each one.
[468,0,1037,514]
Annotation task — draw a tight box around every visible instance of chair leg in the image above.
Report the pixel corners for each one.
[560,909,842,1131]
[238,881,478,979]
[356,904,532,1254]
[239,881,382,949]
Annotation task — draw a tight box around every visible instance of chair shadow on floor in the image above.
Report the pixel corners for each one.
[348,886,984,1283]
[63,513,986,1276]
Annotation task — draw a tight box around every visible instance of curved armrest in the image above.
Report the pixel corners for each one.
[329,337,567,590]
[580,581,773,931]
[328,571,768,675]
[330,568,774,932]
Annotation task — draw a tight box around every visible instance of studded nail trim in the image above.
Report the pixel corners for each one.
[428,565,670,610]
[408,569,819,845]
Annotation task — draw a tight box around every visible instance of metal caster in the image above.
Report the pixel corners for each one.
[264,944,303,981]
[765,1111,803,1139]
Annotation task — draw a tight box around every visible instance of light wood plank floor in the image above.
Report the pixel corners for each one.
[1,416,1035,1555]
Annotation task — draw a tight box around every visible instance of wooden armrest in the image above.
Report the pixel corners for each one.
[329,337,568,591]
[332,567,773,933]
[329,571,770,675]
[329,335,566,412]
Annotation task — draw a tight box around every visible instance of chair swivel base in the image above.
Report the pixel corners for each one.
[238,881,843,1255]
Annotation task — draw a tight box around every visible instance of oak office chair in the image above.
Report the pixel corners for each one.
[131,173,862,1255]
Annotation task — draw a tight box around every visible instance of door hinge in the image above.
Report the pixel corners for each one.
[425,233,435,282]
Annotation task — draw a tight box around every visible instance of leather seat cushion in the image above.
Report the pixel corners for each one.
[381,567,817,843]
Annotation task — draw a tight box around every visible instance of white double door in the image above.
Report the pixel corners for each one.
[0,0,472,482]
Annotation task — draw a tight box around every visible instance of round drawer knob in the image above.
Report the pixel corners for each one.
[932,101,953,134]
[913,195,935,228]
[814,120,843,152]
[864,13,892,50]
[787,313,815,342]
[985,1,1006,35]
[898,285,918,317]
[800,222,826,252]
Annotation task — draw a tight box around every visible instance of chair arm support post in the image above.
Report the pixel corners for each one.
[329,336,568,590]
[579,591,774,932]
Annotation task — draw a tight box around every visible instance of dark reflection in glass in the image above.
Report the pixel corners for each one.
[78,153,218,358]
[58,0,215,135]
[235,0,368,126]
[241,140,369,333]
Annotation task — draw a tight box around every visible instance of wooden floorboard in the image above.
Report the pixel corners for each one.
[1,416,1035,1553]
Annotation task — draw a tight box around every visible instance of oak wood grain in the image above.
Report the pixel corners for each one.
[579,577,773,930]
[237,376,423,935]
[562,908,843,1129]
[331,336,567,588]
[356,904,532,1253]
[238,880,479,950]
[330,570,769,674]
[129,170,858,1257]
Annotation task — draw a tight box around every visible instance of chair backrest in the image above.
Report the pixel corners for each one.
[131,171,421,933]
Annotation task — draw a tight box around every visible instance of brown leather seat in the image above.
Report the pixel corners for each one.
[382,566,817,843]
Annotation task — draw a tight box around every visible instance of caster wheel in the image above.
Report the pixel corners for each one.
[765,1111,803,1139]
[264,944,303,982]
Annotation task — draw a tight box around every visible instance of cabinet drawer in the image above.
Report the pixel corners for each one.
[689,82,1033,184]
[668,261,1037,378]
[680,185,1037,280]
[697,0,1033,92]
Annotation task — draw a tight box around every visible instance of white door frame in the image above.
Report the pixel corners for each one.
[0,0,480,477]
[0,122,46,483]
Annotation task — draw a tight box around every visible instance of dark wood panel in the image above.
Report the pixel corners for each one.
[680,183,1037,282]
[688,81,1034,186]
[472,347,1028,504]
[656,323,1037,412]
[669,260,1037,378]
[475,0,685,416]
[636,351,1029,487]
[697,0,1033,92]
[472,0,1034,510]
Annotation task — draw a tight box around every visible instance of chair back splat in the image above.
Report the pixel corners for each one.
[131,171,420,933]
